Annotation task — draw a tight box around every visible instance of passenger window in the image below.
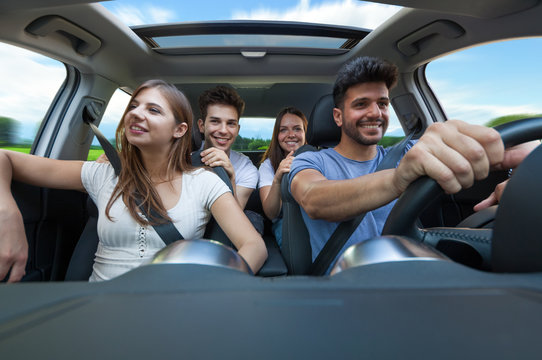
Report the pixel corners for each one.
[0,42,65,153]
[425,38,542,126]
[88,88,130,160]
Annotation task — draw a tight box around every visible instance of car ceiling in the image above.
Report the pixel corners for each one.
[1,0,542,118]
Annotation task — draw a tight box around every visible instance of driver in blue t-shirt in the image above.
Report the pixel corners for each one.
[289,56,536,272]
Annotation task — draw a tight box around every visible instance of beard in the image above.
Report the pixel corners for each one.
[342,118,387,146]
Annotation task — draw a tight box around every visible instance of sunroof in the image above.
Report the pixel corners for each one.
[132,20,370,56]
[154,34,347,49]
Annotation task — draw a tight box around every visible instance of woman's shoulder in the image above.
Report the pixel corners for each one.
[258,158,272,170]
[184,167,222,183]
[82,161,117,181]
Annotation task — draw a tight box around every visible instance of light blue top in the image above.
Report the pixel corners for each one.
[288,143,413,271]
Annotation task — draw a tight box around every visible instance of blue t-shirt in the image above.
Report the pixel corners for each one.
[288,143,413,271]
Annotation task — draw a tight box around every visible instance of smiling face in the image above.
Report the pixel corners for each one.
[123,87,187,152]
[277,113,306,155]
[334,81,390,146]
[198,104,240,154]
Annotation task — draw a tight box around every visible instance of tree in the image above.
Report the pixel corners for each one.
[379,136,403,147]
[248,138,269,151]
[0,116,18,145]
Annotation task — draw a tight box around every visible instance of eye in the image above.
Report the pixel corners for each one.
[354,101,366,108]
[149,107,161,114]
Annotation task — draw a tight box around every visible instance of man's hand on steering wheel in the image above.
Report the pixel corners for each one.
[474,140,540,211]
[393,120,504,195]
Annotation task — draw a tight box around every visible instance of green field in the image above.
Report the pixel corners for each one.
[1,146,105,161]
[87,149,105,161]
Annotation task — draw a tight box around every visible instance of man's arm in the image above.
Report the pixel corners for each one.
[291,168,399,222]
[292,120,505,223]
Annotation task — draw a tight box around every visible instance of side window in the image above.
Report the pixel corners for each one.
[425,38,542,127]
[0,43,66,152]
[88,88,130,160]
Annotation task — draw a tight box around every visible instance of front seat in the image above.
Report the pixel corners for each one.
[280,94,340,275]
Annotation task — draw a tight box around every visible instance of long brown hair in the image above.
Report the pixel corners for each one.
[260,107,307,172]
[105,79,194,225]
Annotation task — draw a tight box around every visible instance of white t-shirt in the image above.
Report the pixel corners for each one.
[230,150,258,189]
[258,158,275,188]
[81,162,230,282]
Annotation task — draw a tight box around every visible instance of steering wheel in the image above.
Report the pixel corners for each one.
[382,117,542,269]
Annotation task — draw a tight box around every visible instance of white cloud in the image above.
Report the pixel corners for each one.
[106,4,176,26]
[429,80,541,125]
[232,0,401,29]
[0,43,65,127]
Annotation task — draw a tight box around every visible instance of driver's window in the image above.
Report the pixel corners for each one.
[425,37,542,127]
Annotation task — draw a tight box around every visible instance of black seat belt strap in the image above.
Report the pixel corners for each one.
[135,198,184,245]
[83,104,122,176]
[83,105,184,245]
[309,132,415,275]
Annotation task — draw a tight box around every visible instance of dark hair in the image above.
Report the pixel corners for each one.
[107,79,194,226]
[260,107,307,172]
[198,85,245,121]
[333,56,398,108]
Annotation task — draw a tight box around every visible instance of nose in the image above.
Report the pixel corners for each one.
[367,102,382,118]
[129,105,144,120]
[217,122,227,133]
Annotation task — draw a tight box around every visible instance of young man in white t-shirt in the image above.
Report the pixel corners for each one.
[197,86,258,209]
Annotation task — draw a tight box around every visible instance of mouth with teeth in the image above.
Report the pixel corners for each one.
[357,120,383,129]
[212,136,231,147]
[284,140,299,147]
[128,124,148,134]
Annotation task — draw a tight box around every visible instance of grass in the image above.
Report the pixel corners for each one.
[2,145,105,161]
[2,145,31,154]
[87,149,105,161]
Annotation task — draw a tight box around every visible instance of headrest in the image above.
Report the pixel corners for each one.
[306,94,341,148]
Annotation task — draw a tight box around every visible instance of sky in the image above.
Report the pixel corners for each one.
[2,0,542,143]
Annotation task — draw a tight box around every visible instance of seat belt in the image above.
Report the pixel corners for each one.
[83,105,183,245]
[309,132,415,275]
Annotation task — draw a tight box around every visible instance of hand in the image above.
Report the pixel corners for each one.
[473,140,539,211]
[200,147,235,181]
[394,120,504,195]
[0,202,28,283]
[273,151,295,184]
[473,179,508,211]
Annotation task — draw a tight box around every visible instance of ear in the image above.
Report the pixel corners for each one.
[197,118,205,134]
[174,122,188,138]
[333,107,343,128]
